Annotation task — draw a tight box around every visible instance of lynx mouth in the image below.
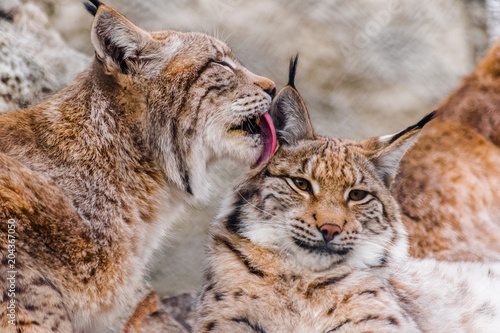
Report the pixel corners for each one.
[230,115,262,135]
[229,112,277,166]
[293,238,350,256]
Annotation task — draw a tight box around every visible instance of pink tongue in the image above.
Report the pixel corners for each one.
[256,112,277,166]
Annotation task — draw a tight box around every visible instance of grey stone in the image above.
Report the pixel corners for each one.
[0,0,88,113]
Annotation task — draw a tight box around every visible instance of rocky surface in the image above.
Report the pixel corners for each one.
[0,0,88,113]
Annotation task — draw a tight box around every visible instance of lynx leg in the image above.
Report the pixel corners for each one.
[122,291,159,333]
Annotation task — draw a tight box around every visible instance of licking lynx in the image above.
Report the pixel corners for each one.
[195,59,500,333]
[0,1,277,332]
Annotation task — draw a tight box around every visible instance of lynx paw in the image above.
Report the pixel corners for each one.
[122,291,159,333]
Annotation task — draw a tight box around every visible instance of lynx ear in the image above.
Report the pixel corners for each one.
[363,111,437,187]
[86,1,151,74]
[270,56,315,145]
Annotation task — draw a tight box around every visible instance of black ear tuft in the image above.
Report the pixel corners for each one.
[287,54,299,89]
[415,109,437,129]
[270,67,314,145]
[83,0,103,16]
[388,110,437,144]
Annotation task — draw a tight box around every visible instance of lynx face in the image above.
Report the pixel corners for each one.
[223,61,435,271]
[230,138,407,271]
[86,2,277,195]
[141,31,277,166]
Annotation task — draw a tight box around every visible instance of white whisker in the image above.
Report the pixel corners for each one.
[236,189,296,227]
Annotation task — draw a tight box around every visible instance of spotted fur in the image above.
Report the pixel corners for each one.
[393,35,500,261]
[0,3,275,332]
[195,61,500,333]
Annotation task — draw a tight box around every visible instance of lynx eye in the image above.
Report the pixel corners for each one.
[349,189,368,201]
[291,177,312,193]
[211,60,234,73]
[215,61,232,68]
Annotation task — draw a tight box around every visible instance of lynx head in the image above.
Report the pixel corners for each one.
[222,57,436,272]
[84,1,276,196]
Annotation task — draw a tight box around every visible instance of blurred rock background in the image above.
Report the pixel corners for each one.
[0,0,491,297]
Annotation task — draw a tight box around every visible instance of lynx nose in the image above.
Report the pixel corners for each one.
[264,82,277,98]
[319,224,341,242]
[255,77,276,98]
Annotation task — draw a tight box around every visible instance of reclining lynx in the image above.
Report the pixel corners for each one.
[0,1,277,332]
[195,59,500,333]
[393,36,500,262]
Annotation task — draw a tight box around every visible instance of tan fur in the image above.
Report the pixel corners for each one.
[0,3,275,332]
[393,36,500,261]
[195,135,420,332]
[123,292,159,333]
[195,77,500,333]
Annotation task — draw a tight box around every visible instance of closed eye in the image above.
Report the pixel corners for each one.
[211,60,234,73]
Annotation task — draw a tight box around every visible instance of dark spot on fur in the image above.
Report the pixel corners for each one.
[150,311,160,317]
[215,292,224,301]
[476,301,496,318]
[206,321,217,331]
[232,318,266,333]
[214,236,266,277]
[358,315,380,323]
[239,185,260,200]
[182,173,193,195]
[388,317,399,326]
[341,293,353,304]
[328,319,351,332]
[226,204,243,234]
[305,273,350,298]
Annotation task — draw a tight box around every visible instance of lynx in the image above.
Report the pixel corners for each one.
[393,36,500,261]
[195,59,500,333]
[0,1,277,332]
